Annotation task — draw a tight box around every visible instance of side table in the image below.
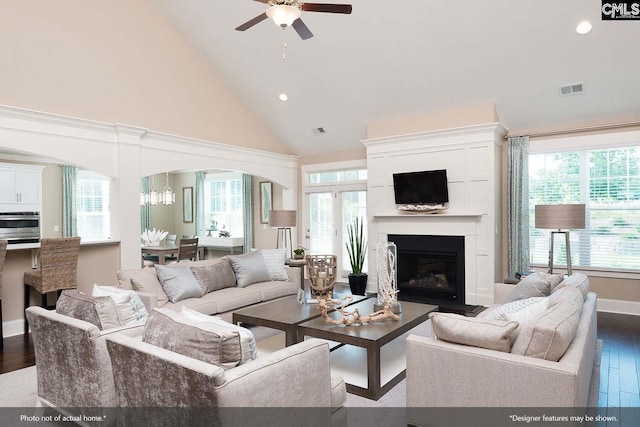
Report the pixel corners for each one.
[285,258,307,290]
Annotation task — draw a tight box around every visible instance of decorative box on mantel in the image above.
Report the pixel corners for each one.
[362,123,506,307]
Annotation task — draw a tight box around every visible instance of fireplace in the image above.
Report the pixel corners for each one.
[388,234,465,305]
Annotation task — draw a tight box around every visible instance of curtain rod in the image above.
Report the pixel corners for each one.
[505,121,640,140]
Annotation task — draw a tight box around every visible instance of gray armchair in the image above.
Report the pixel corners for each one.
[105,334,346,426]
[25,307,145,412]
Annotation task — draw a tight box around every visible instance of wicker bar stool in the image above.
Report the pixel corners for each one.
[24,237,81,335]
[0,240,7,351]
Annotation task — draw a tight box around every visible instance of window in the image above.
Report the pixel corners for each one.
[76,170,110,241]
[204,172,244,237]
[529,147,640,271]
[303,162,368,277]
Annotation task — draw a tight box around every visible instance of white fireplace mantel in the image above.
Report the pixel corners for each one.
[362,122,505,306]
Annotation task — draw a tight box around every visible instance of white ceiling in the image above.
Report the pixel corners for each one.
[149,0,640,157]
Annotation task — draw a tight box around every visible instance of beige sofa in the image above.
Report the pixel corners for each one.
[406,273,597,409]
[116,256,300,317]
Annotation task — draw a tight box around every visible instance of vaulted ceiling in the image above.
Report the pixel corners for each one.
[149,0,640,156]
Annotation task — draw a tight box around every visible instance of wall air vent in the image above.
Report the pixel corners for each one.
[311,127,327,135]
[559,83,584,96]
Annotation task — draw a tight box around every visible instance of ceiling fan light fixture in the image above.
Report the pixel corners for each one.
[266,4,301,28]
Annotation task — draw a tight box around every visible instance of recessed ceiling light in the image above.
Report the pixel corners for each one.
[576,21,592,35]
[279,93,288,102]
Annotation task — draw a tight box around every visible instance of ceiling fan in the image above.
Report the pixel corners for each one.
[235,0,353,40]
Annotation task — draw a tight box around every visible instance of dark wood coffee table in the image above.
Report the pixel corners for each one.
[297,298,438,400]
[232,294,367,346]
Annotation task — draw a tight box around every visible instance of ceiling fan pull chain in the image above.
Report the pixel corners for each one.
[282,28,288,61]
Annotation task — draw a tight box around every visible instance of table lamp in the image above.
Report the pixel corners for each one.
[534,204,586,275]
[269,209,296,259]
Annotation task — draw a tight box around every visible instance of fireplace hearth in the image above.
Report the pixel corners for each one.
[388,234,467,308]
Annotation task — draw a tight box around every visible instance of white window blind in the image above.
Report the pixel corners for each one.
[529,147,640,271]
[76,170,110,241]
[204,172,244,238]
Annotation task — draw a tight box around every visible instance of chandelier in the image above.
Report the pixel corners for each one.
[140,172,175,206]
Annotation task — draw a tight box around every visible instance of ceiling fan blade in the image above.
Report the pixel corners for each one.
[301,3,353,14]
[235,13,269,31]
[292,18,313,40]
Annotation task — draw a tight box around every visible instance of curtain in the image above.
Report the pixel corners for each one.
[194,172,205,236]
[140,176,150,232]
[242,174,254,253]
[62,165,77,237]
[507,136,530,277]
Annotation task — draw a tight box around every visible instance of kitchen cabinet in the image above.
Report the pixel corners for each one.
[0,163,43,212]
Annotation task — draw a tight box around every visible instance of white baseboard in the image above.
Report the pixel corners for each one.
[2,318,27,338]
[597,298,640,316]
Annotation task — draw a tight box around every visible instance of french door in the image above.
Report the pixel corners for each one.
[305,188,367,280]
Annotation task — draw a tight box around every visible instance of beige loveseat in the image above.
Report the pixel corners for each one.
[406,273,597,410]
[116,255,300,318]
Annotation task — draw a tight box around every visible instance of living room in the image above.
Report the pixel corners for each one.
[1,1,639,425]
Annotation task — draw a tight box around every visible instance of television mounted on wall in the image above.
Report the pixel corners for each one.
[392,169,449,205]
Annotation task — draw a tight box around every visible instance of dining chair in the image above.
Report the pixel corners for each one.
[177,237,199,262]
[0,239,7,351]
[24,237,81,335]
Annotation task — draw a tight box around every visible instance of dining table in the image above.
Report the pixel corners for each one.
[141,244,205,265]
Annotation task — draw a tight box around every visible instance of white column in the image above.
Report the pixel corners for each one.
[112,125,147,270]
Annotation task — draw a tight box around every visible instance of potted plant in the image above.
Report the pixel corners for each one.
[293,247,305,260]
[345,217,368,295]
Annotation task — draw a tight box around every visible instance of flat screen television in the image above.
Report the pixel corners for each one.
[393,169,449,205]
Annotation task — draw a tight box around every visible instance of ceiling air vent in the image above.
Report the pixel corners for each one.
[311,127,327,135]
[559,83,584,96]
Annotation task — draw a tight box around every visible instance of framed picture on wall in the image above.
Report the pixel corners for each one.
[183,187,193,223]
[260,181,272,224]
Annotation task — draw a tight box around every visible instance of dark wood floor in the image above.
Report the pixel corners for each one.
[1,312,639,408]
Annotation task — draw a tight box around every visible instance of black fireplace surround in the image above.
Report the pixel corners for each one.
[387,234,465,305]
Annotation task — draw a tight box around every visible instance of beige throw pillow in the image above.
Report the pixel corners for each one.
[129,267,169,307]
[430,312,519,353]
[510,301,581,361]
[553,273,590,299]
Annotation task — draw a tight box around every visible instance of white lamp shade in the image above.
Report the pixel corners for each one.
[535,204,586,230]
[266,5,301,27]
[269,210,297,228]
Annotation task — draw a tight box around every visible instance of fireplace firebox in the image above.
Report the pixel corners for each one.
[387,234,465,305]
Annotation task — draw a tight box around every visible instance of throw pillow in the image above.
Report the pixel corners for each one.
[480,297,547,321]
[56,289,120,330]
[548,285,584,310]
[510,301,581,361]
[499,297,549,338]
[142,308,249,370]
[190,257,237,294]
[503,272,563,303]
[429,312,519,353]
[552,273,590,299]
[92,284,148,325]
[227,251,271,287]
[129,267,169,307]
[181,306,257,364]
[155,265,203,303]
[260,248,289,281]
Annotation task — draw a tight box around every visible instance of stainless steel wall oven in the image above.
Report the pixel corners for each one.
[0,212,40,244]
